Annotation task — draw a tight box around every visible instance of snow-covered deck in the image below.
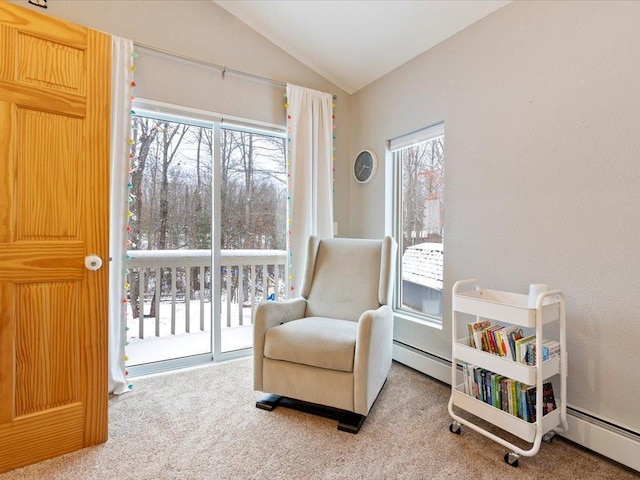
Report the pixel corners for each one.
[125,249,286,365]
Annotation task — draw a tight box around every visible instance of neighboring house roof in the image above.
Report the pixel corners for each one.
[402,242,443,291]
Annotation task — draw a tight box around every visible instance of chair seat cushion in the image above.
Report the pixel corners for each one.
[264,317,357,372]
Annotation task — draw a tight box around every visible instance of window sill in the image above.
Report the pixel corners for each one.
[393,310,443,331]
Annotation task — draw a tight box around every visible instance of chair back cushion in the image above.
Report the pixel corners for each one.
[303,237,387,321]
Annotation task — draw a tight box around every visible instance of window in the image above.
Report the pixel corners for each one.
[390,123,444,321]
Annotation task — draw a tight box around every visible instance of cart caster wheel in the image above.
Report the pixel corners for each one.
[543,432,555,443]
[449,421,461,434]
[504,452,519,468]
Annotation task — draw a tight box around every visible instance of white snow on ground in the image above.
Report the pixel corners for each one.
[125,300,253,365]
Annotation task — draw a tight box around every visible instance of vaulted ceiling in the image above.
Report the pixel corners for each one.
[214,1,511,94]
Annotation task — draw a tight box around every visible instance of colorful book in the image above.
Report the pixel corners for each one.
[470,320,491,351]
[506,327,524,361]
[525,382,557,422]
[526,338,561,365]
[519,383,529,421]
[467,323,476,348]
[483,325,503,355]
[515,335,535,363]
[492,374,504,409]
[543,381,557,414]
[495,329,513,359]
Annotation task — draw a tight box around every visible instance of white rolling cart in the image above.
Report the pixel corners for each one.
[447,279,568,467]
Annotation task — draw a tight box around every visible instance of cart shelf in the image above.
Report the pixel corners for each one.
[452,384,562,443]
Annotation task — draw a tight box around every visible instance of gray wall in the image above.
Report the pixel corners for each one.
[23,0,351,236]
[349,0,640,433]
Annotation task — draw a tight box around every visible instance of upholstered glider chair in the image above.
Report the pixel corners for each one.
[253,235,397,433]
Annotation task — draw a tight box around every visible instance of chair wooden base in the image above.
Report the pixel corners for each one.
[256,394,366,434]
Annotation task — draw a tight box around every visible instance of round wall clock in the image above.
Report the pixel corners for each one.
[353,149,377,184]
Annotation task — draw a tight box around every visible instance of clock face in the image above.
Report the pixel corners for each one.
[354,150,377,183]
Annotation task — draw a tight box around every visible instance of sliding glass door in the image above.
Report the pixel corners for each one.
[126,114,214,367]
[125,106,286,371]
[216,126,288,354]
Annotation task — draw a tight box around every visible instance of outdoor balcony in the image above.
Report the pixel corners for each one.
[125,249,287,366]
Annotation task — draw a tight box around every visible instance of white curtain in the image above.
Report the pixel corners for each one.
[286,84,334,295]
[108,36,134,394]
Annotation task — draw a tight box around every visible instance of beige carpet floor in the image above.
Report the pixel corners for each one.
[1,359,637,480]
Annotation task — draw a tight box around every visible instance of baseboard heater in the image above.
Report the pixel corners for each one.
[392,340,640,473]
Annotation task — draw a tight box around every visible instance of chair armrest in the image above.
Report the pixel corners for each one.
[253,298,307,391]
[353,305,394,415]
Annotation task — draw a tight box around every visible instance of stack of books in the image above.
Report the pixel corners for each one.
[462,363,557,422]
[467,320,560,365]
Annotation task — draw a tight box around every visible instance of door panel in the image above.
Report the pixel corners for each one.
[15,281,80,417]
[16,108,83,239]
[0,2,110,473]
[16,31,86,94]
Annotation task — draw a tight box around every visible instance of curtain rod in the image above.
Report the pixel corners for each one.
[133,42,338,99]
[134,41,287,88]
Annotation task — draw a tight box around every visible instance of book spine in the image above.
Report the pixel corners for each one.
[467,323,475,348]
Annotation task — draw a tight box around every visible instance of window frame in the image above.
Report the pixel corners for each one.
[389,122,445,327]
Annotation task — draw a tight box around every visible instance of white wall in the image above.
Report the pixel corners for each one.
[350,0,640,435]
[21,0,351,235]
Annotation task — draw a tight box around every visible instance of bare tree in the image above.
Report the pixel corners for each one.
[129,117,160,317]
[401,136,444,252]
[128,116,287,321]
[158,122,190,249]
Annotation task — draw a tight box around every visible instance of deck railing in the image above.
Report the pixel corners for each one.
[126,249,287,339]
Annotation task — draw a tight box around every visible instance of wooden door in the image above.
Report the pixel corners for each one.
[0,2,110,472]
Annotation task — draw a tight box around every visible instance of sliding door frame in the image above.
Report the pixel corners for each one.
[126,99,283,376]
